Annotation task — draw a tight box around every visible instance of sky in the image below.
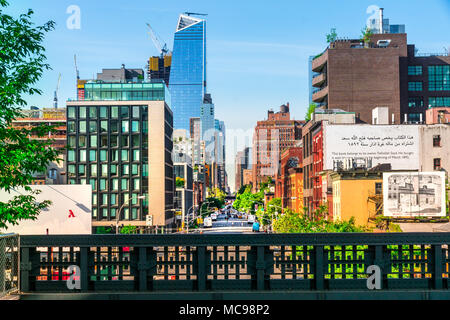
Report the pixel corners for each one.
[4,0,450,192]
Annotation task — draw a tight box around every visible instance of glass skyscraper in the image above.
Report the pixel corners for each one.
[169,14,207,132]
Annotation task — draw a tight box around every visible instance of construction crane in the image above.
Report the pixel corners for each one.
[146,23,169,57]
[53,73,61,109]
[184,12,208,16]
[74,54,80,80]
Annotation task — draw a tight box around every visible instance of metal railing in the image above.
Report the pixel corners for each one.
[17,233,450,298]
[0,234,19,298]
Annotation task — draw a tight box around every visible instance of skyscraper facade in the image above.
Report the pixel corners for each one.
[169,14,206,131]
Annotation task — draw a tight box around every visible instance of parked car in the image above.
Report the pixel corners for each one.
[203,217,212,228]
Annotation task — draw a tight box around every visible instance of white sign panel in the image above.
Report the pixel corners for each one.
[0,185,92,234]
[324,125,420,171]
[383,172,446,217]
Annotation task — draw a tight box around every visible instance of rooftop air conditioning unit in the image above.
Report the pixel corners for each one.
[377,40,391,47]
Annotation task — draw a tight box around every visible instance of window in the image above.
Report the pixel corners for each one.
[429,65,450,91]
[407,113,422,122]
[89,121,97,133]
[132,164,139,175]
[92,208,97,218]
[112,178,119,190]
[111,120,118,133]
[121,135,129,147]
[68,165,76,175]
[123,208,129,220]
[79,150,87,162]
[121,150,129,161]
[68,121,76,133]
[121,106,129,118]
[79,107,86,118]
[100,135,108,147]
[111,106,119,118]
[110,164,117,175]
[99,107,107,118]
[110,194,117,206]
[111,150,119,162]
[100,121,108,133]
[102,194,108,205]
[89,150,97,162]
[100,150,107,162]
[78,164,85,175]
[429,97,450,107]
[433,135,441,147]
[122,164,129,175]
[101,164,108,176]
[408,82,422,91]
[68,107,76,118]
[99,179,107,191]
[408,97,423,108]
[121,178,128,190]
[110,208,116,218]
[68,150,75,162]
[133,178,140,190]
[133,149,140,161]
[79,121,86,133]
[78,135,87,147]
[122,120,129,132]
[89,107,96,118]
[90,135,97,147]
[92,194,97,206]
[433,158,441,170]
[132,135,140,147]
[408,65,422,75]
[89,178,96,191]
[90,164,97,176]
[102,208,108,218]
[110,135,118,147]
[131,121,139,132]
[132,106,140,118]
[131,208,138,220]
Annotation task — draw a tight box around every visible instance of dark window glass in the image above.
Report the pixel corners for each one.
[121,106,129,118]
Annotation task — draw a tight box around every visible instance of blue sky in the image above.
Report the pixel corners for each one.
[4,0,450,190]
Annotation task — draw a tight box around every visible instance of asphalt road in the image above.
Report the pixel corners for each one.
[201,213,253,234]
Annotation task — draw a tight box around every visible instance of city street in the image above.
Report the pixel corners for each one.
[201,213,253,234]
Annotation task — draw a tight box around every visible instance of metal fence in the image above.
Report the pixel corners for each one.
[17,233,450,299]
[0,234,19,298]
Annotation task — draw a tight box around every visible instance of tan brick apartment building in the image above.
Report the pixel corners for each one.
[311,33,450,124]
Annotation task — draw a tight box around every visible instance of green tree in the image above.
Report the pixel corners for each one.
[120,225,138,234]
[360,26,373,44]
[256,197,281,227]
[326,28,337,43]
[175,177,185,188]
[305,103,317,122]
[0,1,60,230]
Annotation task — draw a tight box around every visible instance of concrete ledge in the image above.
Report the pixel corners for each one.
[18,290,450,300]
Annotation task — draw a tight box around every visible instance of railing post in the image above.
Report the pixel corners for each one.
[256,246,265,290]
[80,247,88,292]
[373,245,384,289]
[20,247,30,292]
[138,247,147,291]
[433,244,443,290]
[197,246,206,291]
[315,245,324,290]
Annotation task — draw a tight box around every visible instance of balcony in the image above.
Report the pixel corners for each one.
[312,86,328,103]
[312,73,326,87]
[1,233,449,300]
[311,50,328,72]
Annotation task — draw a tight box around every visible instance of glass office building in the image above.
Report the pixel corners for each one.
[169,14,207,132]
[66,82,174,229]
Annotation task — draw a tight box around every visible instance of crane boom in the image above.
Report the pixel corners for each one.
[53,73,61,109]
[184,12,208,16]
[146,23,168,56]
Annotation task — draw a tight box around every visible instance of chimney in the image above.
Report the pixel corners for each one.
[379,8,384,34]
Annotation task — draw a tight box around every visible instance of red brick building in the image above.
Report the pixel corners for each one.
[276,146,303,210]
[252,103,303,192]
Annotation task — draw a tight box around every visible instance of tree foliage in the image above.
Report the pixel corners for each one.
[305,103,317,122]
[273,208,366,233]
[256,197,281,226]
[326,28,337,43]
[360,26,373,44]
[233,185,264,214]
[0,1,59,229]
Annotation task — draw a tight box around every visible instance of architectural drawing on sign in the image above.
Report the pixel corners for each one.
[383,172,445,217]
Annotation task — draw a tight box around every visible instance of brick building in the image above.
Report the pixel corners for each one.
[252,103,303,191]
[311,33,450,124]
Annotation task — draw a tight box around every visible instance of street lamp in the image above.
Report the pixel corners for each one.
[116,195,146,234]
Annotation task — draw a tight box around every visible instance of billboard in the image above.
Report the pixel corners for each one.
[383,172,446,217]
[323,125,420,171]
[0,185,92,234]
